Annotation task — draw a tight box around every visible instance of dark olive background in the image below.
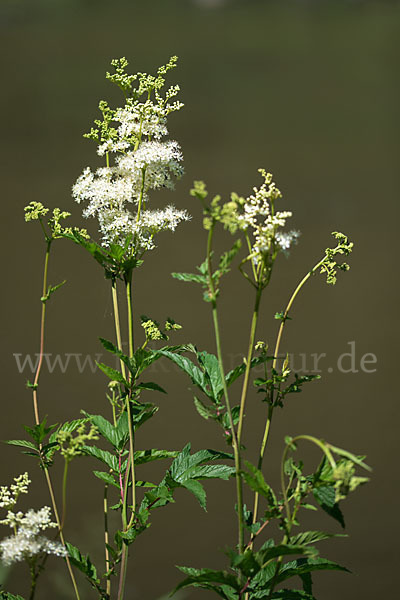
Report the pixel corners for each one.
[0,0,398,598]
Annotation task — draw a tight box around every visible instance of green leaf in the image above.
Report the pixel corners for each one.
[259,545,310,564]
[96,362,128,386]
[66,542,100,584]
[242,462,277,507]
[171,272,207,284]
[231,548,261,578]
[82,446,119,471]
[82,413,125,450]
[225,355,271,392]
[277,557,350,584]
[0,593,26,600]
[193,396,216,420]
[218,239,242,272]
[156,351,209,396]
[181,479,207,510]
[313,486,345,528]
[134,449,179,465]
[174,567,240,594]
[4,439,37,451]
[136,381,167,394]
[23,418,57,445]
[290,531,346,547]
[183,464,235,481]
[197,351,224,401]
[270,591,316,600]
[93,471,119,488]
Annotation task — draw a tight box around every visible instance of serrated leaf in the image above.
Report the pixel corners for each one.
[313,486,345,528]
[96,362,128,386]
[231,548,261,578]
[193,396,216,420]
[277,557,350,584]
[4,439,37,451]
[197,350,224,401]
[181,479,207,510]
[93,471,119,488]
[225,355,271,393]
[156,351,209,396]
[243,461,277,507]
[174,567,240,594]
[66,542,100,584]
[290,530,346,547]
[171,272,208,284]
[259,544,310,564]
[82,446,119,471]
[136,381,167,394]
[134,449,178,465]
[82,413,124,450]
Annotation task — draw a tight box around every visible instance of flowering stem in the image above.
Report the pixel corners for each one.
[32,240,51,423]
[28,560,38,600]
[237,286,262,445]
[111,280,127,380]
[206,226,245,553]
[30,242,81,600]
[251,256,326,528]
[117,274,136,600]
[126,275,135,358]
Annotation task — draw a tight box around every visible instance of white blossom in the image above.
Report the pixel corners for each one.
[0,506,66,566]
[238,170,299,260]
[115,102,169,141]
[0,473,30,510]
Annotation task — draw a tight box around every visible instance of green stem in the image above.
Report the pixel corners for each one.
[117,275,136,600]
[251,256,327,529]
[28,561,37,600]
[237,286,262,445]
[206,226,245,552]
[104,484,111,597]
[111,280,127,380]
[60,459,69,532]
[126,276,135,359]
[31,242,80,600]
[32,241,51,423]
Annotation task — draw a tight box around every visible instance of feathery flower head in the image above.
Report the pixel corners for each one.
[72,57,188,258]
[0,507,66,566]
[237,169,300,261]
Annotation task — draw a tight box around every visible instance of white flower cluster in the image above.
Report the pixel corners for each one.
[72,59,189,256]
[0,473,30,510]
[238,170,299,260]
[72,141,188,252]
[0,507,66,566]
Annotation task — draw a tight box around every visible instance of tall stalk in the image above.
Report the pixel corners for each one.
[237,285,262,445]
[31,241,81,600]
[206,226,245,552]
[251,256,326,528]
[116,271,136,600]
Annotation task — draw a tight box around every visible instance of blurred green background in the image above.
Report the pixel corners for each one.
[1,0,399,598]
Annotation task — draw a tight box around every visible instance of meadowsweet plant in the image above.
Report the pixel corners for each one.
[2,56,370,600]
